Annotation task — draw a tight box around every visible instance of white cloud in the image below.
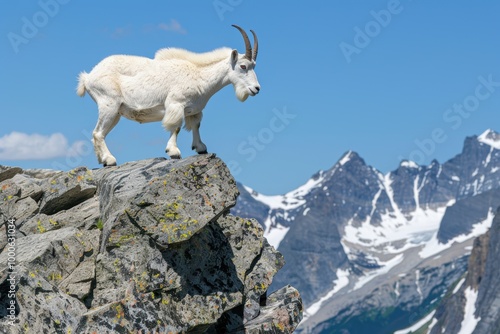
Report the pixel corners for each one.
[157,19,187,35]
[0,132,87,161]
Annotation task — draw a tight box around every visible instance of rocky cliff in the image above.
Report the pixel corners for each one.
[0,154,302,333]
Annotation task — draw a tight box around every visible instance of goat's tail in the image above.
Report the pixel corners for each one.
[76,72,87,97]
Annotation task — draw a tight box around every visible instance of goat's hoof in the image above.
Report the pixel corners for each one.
[192,146,208,154]
[166,148,182,159]
[103,162,117,167]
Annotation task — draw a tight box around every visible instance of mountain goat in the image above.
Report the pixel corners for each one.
[77,25,260,166]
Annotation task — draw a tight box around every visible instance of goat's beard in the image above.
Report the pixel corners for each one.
[235,86,249,102]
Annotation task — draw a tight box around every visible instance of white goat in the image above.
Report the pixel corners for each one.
[77,25,260,166]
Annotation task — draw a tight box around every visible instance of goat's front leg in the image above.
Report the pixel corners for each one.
[163,102,184,159]
[185,112,207,154]
[166,127,182,159]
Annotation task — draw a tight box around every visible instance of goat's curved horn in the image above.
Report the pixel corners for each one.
[232,24,252,60]
[250,30,258,61]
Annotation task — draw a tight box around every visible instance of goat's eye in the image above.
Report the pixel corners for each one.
[240,65,247,70]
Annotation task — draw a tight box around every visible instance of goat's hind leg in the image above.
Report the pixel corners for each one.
[93,103,121,167]
[185,112,207,154]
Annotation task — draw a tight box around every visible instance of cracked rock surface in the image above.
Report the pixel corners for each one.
[0,154,302,333]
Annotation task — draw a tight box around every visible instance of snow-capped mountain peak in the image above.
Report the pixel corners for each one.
[240,170,328,248]
[338,150,355,166]
[478,129,500,149]
[243,169,326,212]
[399,160,419,169]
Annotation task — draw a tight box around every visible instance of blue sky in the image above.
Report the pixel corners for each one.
[1,1,500,194]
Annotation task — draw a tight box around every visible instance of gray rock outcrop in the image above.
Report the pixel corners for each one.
[473,207,500,333]
[431,206,500,334]
[0,155,302,333]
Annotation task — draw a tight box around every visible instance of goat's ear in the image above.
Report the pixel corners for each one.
[231,49,238,65]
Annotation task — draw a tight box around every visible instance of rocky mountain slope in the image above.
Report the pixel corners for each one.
[233,129,500,333]
[424,206,500,334]
[0,154,302,333]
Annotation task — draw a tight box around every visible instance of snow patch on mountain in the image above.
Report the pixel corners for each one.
[394,310,436,334]
[303,269,350,320]
[263,217,289,249]
[244,171,326,248]
[419,209,494,258]
[400,160,419,169]
[453,277,466,294]
[353,254,405,290]
[338,150,355,166]
[415,269,423,302]
[244,186,302,212]
[484,146,494,167]
[458,287,481,334]
[244,170,325,212]
[381,172,404,218]
[343,204,451,254]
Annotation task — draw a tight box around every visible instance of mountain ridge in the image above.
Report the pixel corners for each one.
[233,129,500,333]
